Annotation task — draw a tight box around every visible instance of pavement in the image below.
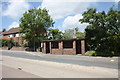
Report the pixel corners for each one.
[0,50,119,78]
[1,65,41,78]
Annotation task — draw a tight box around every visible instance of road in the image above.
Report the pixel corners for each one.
[1,50,118,69]
[0,50,118,78]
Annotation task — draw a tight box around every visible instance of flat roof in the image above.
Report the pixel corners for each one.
[42,38,85,42]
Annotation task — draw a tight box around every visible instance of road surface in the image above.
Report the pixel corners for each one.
[1,65,41,78]
[0,50,118,78]
[1,50,118,69]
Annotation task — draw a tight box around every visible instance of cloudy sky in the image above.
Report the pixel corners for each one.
[1,0,119,32]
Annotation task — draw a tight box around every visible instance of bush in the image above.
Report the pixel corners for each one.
[95,51,113,57]
[85,50,114,57]
[85,50,96,56]
[0,39,14,47]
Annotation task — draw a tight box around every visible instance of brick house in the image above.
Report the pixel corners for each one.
[2,27,25,46]
[42,39,86,55]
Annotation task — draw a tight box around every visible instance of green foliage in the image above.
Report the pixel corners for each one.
[19,8,54,48]
[63,27,85,39]
[75,32,85,38]
[63,29,74,39]
[0,39,14,47]
[48,29,63,40]
[85,50,96,56]
[80,8,120,56]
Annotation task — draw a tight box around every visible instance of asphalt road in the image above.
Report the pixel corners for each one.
[0,50,118,78]
[0,50,118,69]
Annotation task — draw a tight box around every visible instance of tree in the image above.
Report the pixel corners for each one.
[79,8,120,56]
[75,32,85,38]
[74,27,85,38]
[48,29,63,40]
[20,8,54,50]
[63,27,85,39]
[63,29,74,39]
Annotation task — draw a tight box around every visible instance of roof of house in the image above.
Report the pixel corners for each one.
[4,27,20,34]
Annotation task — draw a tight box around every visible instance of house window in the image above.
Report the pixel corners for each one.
[16,34,19,37]
[13,34,16,37]
[9,34,13,38]
[63,40,73,48]
[51,41,59,48]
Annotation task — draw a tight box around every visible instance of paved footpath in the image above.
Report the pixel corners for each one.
[1,65,41,78]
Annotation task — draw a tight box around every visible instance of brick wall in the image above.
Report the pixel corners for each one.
[81,40,85,55]
[51,49,62,54]
[10,47,25,51]
[62,49,76,55]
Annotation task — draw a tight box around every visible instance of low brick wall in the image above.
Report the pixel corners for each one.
[51,49,62,54]
[10,47,26,51]
[51,48,76,55]
[0,47,8,50]
[63,48,76,55]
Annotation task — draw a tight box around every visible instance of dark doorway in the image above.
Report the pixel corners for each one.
[46,42,50,53]
[76,40,81,54]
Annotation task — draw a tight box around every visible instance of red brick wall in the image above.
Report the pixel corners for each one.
[51,48,76,55]
[63,49,76,55]
[51,49,62,54]
[42,42,46,53]
[81,40,85,55]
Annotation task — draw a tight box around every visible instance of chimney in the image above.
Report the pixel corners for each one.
[2,29,6,32]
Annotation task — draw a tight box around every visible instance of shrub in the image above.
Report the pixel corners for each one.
[95,51,113,57]
[0,39,14,47]
[85,50,96,56]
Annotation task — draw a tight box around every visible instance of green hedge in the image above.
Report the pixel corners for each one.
[0,39,14,47]
[85,50,115,57]
[85,50,96,56]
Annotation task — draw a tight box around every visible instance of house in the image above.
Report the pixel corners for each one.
[2,27,25,46]
[42,39,86,55]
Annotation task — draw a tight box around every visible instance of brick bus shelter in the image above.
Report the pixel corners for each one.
[42,39,86,55]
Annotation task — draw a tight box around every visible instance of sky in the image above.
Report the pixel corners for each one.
[1,0,119,32]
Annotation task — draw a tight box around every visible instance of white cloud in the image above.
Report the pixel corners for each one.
[8,22,19,29]
[3,0,30,19]
[62,14,88,32]
[40,0,91,19]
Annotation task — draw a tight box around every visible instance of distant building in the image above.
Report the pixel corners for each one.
[1,27,25,46]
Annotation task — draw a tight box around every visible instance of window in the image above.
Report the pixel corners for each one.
[63,40,73,48]
[13,34,16,37]
[51,41,59,48]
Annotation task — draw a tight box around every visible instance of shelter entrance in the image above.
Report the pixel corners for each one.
[46,42,50,53]
[76,40,81,54]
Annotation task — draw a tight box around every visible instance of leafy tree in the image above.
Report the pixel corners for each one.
[48,29,63,40]
[20,8,54,49]
[75,32,85,38]
[74,27,85,38]
[63,27,85,39]
[63,29,74,39]
[79,8,120,56]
